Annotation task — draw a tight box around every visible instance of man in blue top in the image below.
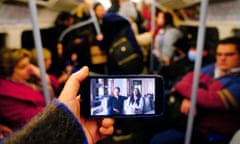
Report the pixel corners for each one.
[151,36,240,144]
[107,87,127,115]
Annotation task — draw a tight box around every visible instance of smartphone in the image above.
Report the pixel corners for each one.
[80,75,165,118]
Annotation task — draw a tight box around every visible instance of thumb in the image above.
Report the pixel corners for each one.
[59,66,89,102]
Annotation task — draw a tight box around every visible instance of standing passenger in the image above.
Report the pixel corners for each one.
[152,11,183,72]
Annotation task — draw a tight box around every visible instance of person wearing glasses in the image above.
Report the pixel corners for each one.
[151,36,240,144]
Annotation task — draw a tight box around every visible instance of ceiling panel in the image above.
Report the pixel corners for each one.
[156,0,201,9]
[2,0,84,11]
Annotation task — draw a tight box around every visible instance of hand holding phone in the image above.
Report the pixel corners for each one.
[80,75,165,118]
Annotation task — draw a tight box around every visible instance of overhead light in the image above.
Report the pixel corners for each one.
[4,0,59,7]
[131,0,140,3]
[97,0,111,10]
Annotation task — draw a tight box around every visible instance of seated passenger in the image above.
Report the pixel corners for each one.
[142,93,154,113]
[159,37,215,89]
[124,87,144,114]
[0,48,55,131]
[151,36,240,144]
[31,48,69,96]
[107,87,127,115]
[1,66,115,144]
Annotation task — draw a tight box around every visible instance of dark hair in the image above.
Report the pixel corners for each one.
[114,86,120,92]
[129,88,141,105]
[110,0,119,4]
[108,0,120,13]
[164,12,174,27]
[155,8,162,17]
[218,36,240,53]
[54,11,73,26]
[155,10,175,27]
[174,37,190,53]
[93,2,103,11]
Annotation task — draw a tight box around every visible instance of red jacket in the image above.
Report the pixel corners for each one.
[0,78,46,130]
[175,63,240,135]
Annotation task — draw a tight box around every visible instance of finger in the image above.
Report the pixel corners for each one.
[76,96,80,100]
[76,96,81,109]
[180,103,187,115]
[180,107,186,114]
[0,134,3,140]
[99,126,114,136]
[180,103,185,113]
[170,87,176,92]
[101,118,115,128]
[59,66,89,101]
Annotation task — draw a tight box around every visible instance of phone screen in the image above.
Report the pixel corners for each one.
[80,75,165,118]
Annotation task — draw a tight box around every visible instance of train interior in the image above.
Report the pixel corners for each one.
[1,0,240,143]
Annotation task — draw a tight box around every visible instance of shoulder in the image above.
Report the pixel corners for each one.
[0,79,44,102]
[164,27,183,38]
[201,63,215,74]
[125,97,130,102]
[120,96,127,100]
[166,27,182,34]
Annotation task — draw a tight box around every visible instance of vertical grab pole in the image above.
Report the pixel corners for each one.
[149,0,156,73]
[184,0,209,144]
[89,6,101,35]
[28,0,51,105]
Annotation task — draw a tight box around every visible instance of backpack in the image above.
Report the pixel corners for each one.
[108,26,144,74]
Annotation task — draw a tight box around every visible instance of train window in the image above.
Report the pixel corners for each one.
[232,28,240,38]
[0,33,6,49]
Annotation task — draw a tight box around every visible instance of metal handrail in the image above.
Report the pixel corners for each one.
[185,1,209,144]
[58,6,101,42]
[28,0,50,105]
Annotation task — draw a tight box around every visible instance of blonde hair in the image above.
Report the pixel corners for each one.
[31,48,51,66]
[0,48,31,78]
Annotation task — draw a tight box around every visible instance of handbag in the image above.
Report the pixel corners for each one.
[90,45,107,65]
[166,92,187,130]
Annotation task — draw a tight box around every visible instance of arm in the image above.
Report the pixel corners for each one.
[180,98,197,116]
[107,98,113,115]
[161,29,182,64]
[29,64,51,84]
[175,72,240,110]
[0,125,12,141]
[1,99,88,144]
[29,64,56,98]
[123,98,130,114]
[136,32,153,47]
[135,97,144,113]
[48,74,60,95]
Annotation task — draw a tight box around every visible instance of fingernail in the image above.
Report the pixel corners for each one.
[80,66,89,72]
